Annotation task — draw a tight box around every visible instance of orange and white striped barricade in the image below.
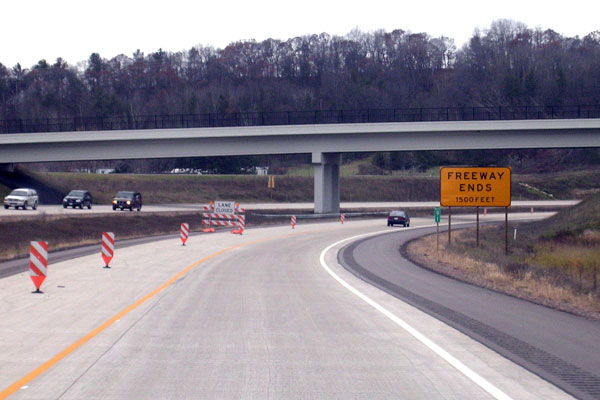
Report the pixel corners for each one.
[180,223,189,245]
[484,208,487,216]
[232,214,245,235]
[202,213,237,227]
[291,215,296,229]
[202,203,216,233]
[340,213,345,224]
[30,241,48,293]
[101,232,115,268]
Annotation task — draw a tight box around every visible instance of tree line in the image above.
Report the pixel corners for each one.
[1,19,599,172]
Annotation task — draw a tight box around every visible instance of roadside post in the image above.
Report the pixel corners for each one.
[101,232,115,268]
[434,207,441,251]
[268,175,275,199]
[29,241,48,293]
[291,215,296,229]
[180,223,189,246]
[448,207,452,245]
[476,206,480,247]
[340,213,345,224]
[505,207,509,254]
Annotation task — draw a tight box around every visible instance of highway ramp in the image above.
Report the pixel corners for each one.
[341,223,600,400]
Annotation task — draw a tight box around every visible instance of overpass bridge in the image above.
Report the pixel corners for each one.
[1,118,600,213]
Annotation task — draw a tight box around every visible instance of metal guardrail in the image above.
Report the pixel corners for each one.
[1,105,600,134]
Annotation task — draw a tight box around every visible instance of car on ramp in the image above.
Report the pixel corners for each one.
[387,210,410,227]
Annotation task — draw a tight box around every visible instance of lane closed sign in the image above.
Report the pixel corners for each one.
[440,167,511,207]
[214,201,236,214]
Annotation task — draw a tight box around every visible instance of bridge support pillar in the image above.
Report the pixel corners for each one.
[312,152,341,214]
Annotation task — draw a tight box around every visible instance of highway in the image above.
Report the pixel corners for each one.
[0,200,579,217]
[0,217,580,399]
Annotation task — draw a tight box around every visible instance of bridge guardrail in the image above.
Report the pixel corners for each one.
[1,105,600,134]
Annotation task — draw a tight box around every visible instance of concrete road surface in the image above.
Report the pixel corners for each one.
[0,217,571,399]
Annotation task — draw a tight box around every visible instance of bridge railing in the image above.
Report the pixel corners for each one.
[1,105,599,134]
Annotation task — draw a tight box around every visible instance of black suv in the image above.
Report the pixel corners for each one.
[387,210,410,227]
[63,190,92,209]
[112,191,142,211]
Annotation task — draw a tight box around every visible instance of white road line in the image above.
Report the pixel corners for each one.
[319,225,514,400]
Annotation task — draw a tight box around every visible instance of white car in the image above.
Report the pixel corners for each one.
[4,188,39,210]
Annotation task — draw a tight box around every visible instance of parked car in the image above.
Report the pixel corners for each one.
[112,191,142,211]
[4,188,39,210]
[63,190,93,209]
[387,210,410,227]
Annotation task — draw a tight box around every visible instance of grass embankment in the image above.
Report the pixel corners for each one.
[34,171,445,204]
[515,169,600,199]
[406,193,600,319]
[27,167,600,205]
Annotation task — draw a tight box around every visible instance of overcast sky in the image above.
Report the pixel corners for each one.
[2,0,598,69]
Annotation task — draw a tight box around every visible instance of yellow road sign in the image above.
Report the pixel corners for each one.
[440,167,511,207]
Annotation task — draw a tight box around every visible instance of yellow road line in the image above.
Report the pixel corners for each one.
[0,229,315,399]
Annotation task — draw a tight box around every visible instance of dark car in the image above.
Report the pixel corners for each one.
[387,210,410,227]
[112,191,142,211]
[63,190,92,209]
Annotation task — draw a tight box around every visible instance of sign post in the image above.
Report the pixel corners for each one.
[448,207,452,245]
[505,207,509,254]
[434,207,441,251]
[476,206,480,247]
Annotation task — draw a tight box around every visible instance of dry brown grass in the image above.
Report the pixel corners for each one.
[406,230,600,320]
